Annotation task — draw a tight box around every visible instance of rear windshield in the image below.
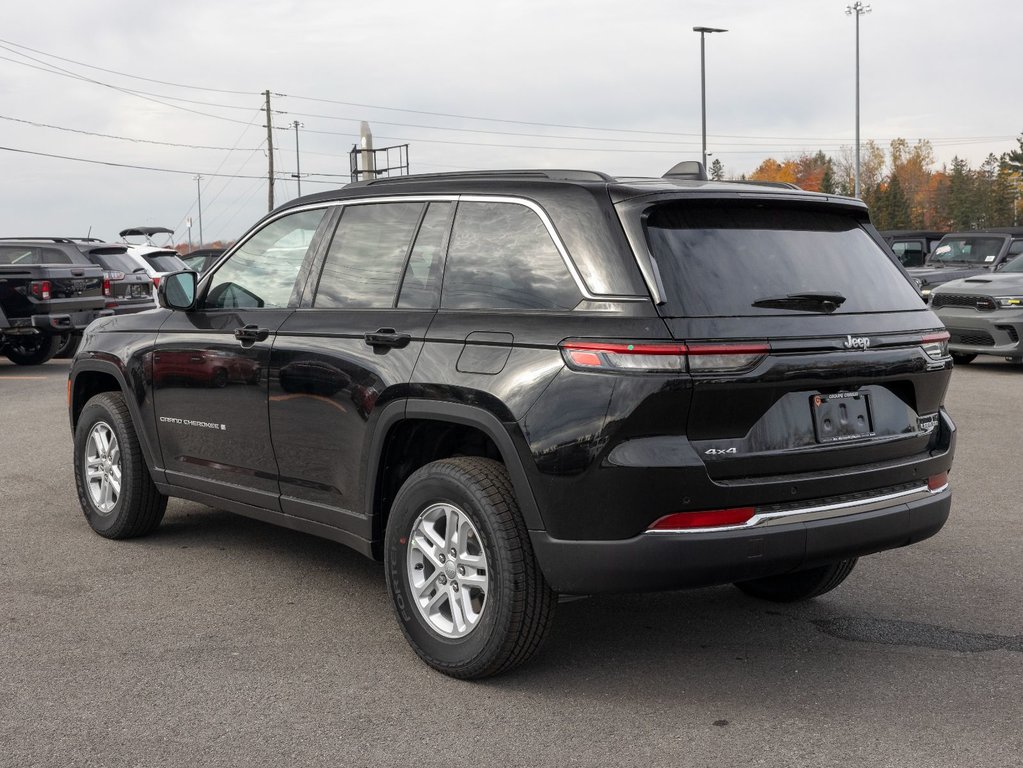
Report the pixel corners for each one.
[142,253,187,272]
[644,203,922,317]
[931,236,1004,264]
[91,253,141,273]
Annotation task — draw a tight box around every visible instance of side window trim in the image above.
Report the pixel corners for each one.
[391,204,430,308]
[396,201,456,310]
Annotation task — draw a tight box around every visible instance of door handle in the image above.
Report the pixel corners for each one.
[234,324,270,343]
[364,328,412,349]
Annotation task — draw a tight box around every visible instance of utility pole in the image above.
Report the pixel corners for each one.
[846,3,871,198]
[264,89,275,212]
[292,120,304,197]
[693,26,728,170]
[193,175,203,247]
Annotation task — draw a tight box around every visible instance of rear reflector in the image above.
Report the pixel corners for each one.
[151,276,161,288]
[560,340,768,373]
[927,472,948,491]
[648,507,756,531]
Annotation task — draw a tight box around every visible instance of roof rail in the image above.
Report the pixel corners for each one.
[345,169,614,187]
[0,237,106,243]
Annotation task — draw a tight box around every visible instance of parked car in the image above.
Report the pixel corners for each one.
[0,240,108,365]
[880,230,947,268]
[124,245,192,298]
[930,254,1023,364]
[908,230,1023,298]
[68,164,955,678]
[181,248,226,274]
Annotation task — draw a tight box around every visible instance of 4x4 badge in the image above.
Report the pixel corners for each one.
[844,335,870,350]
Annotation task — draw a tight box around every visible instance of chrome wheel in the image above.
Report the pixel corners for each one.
[407,502,489,638]
[84,421,121,515]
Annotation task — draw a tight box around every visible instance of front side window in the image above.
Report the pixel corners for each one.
[441,201,581,311]
[204,208,326,309]
[314,202,424,308]
[931,237,1005,264]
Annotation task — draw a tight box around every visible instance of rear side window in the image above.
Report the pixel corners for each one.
[0,246,71,265]
[645,203,923,317]
[314,202,424,308]
[441,201,581,311]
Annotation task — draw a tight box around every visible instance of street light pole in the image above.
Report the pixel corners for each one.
[845,2,871,198]
[693,26,727,170]
[292,120,304,197]
[193,175,203,247]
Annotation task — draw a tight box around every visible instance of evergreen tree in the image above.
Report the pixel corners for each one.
[946,157,976,229]
[710,158,725,181]
[882,173,912,229]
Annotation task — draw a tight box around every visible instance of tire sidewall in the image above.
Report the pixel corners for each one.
[74,398,135,536]
[384,466,512,670]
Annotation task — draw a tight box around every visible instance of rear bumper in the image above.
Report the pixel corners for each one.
[28,308,113,332]
[530,487,951,594]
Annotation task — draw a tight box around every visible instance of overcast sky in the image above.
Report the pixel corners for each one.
[1,0,1019,245]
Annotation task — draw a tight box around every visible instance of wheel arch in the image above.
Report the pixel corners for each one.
[70,361,163,482]
[367,399,544,559]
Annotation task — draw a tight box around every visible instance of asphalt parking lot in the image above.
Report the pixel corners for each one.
[1,358,1020,768]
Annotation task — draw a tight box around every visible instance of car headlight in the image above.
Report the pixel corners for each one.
[995,296,1023,308]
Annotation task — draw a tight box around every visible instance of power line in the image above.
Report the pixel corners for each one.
[0,114,262,151]
[0,36,258,96]
[0,144,272,179]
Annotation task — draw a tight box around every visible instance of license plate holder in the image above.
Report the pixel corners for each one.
[811,392,874,443]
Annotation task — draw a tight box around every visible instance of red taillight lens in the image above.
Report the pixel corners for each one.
[648,507,756,531]
[30,280,52,300]
[151,276,160,288]
[921,331,950,360]
[561,342,687,372]
[928,472,949,491]
[102,278,111,297]
[560,340,768,373]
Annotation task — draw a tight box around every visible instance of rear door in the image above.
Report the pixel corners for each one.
[636,199,952,480]
[268,200,451,532]
[152,207,331,509]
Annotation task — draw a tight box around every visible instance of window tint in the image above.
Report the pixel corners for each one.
[644,203,923,317]
[398,202,453,309]
[205,208,326,309]
[92,252,142,273]
[0,246,71,265]
[142,254,188,272]
[931,237,1004,264]
[314,202,424,308]
[442,202,581,310]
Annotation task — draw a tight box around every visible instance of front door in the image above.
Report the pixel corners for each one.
[152,207,332,509]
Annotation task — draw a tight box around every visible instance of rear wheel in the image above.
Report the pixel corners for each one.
[73,392,167,538]
[384,457,556,678]
[951,352,976,365]
[5,333,59,365]
[734,558,857,603]
[54,333,82,359]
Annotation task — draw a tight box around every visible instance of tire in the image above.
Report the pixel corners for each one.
[734,558,857,603]
[5,333,59,365]
[384,457,556,679]
[73,392,167,539]
[951,352,976,365]
[54,333,82,359]
[211,367,228,388]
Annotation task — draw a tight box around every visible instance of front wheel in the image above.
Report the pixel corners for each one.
[5,333,59,365]
[73,392,167,538]
[734,559,857,603]
[384,457,556,679]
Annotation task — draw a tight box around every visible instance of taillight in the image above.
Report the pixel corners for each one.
[102,278,111,297]
[928,472,949,491]
[560,340,768,373]
[30,280,52,300]
[151,276,160,288]
[921,331,949,360]
[648,507,756,531]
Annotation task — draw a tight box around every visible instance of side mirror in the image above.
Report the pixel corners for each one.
[158,270,198,310]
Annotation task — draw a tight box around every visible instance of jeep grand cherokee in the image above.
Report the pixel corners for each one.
[68,164,955,678]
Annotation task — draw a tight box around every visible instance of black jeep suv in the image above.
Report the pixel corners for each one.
[68,165,955,678]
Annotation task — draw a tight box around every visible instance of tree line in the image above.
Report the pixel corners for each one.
[710,133,1023,231]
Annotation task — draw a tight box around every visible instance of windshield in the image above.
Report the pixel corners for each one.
[142,253,187,272]
[930,237,1004,264]
[644,202,922,317]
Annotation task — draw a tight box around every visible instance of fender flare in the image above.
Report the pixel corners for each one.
[70,359,164,482]
[365,399,545,533]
